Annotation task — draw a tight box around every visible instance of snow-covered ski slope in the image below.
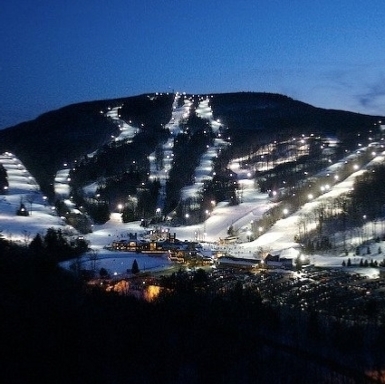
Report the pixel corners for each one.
[0,152,64,242]
[47,101,385,260]
[241,146,385,253]
[146,94,230,208]
[148,93,192,209]
[105,105,139,143]
[195,96,222,133]
[2,94,385,275]
[2,141,385,274]
[181,96,229,199]
[54,104,143,200]
[0,152,172,273]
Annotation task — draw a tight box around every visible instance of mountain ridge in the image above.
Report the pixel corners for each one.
[0,91,383,204]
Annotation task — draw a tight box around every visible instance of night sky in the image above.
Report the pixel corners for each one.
[1,0,385,128]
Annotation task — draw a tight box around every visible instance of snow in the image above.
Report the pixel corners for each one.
[181,97,229,199]
[78,213,173,274]
[55,168,71,197]
[147,93,192,209]
[106,106,139,143]
[2,108,385,279]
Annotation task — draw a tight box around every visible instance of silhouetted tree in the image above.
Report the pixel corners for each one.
[131,259,139,274]
[29,233,44,256]
[122,206,135,223]
[359,258,364,267]
[99,267,109,278]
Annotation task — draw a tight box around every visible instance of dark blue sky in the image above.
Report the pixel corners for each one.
[1,0,385,128]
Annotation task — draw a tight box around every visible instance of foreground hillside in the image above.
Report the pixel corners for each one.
[2,238,385,384]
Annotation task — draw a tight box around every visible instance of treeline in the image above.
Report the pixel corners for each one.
[3,227,90,263]
[350,163,385,220]
[256,137,325,193]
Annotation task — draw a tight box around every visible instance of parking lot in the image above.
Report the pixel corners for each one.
[200,266,385,323]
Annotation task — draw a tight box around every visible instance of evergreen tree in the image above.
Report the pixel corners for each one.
[131,259,140,274]
[87,201,110,224]
[99,267,109,278]
[122,206,135,223]
[347,258,352,267]
[42,227,87,261]
[29,233,44,256]
[359,258,364,267]
[44,227,62,258]
[72,236,89,255]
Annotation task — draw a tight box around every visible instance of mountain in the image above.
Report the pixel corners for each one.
[0,91,382,207]
[0,93,174,198]
[3,92,385,384]
[210,92,381,133]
